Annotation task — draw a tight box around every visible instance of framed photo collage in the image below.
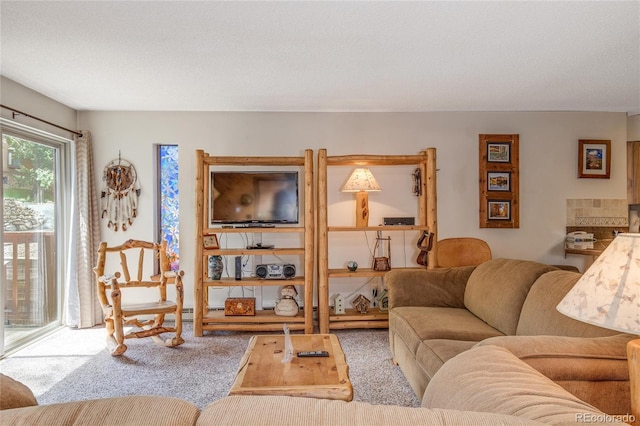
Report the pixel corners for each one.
[479,134,520,228]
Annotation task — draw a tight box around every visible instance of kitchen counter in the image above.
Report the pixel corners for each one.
[564,239,613,257]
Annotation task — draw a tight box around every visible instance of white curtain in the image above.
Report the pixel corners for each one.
[64,130,102,328]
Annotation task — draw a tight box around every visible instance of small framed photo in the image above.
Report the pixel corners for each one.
[487,172,510,192]
[578,140,610,179]
[203,234,220,249]
[488,200,511,220]
[487,143,511,163]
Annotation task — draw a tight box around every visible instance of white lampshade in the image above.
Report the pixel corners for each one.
[341,168,382,192]
[557,233,640,335]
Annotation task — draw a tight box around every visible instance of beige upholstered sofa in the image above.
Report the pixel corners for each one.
[386,258,635,417]
[0,343,630,425]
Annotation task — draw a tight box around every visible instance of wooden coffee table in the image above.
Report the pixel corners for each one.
[229,333,353,401]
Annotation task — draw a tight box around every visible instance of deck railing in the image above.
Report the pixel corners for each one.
[3,231,56,326]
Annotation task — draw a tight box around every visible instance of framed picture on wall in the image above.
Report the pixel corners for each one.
[487,172,510,191]
[487,143,511,163]
[487,200,511,220]
[578,139,610,179]
[479,134,519,228]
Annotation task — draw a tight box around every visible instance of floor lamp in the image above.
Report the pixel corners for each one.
[557,233,640,425]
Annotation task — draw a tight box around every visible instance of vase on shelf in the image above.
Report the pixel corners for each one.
[208,255,223,280]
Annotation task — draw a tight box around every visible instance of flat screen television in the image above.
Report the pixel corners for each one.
[210,171,299,225]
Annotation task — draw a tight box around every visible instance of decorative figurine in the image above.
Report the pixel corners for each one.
[275,285,299,316]
[346,261,358,272]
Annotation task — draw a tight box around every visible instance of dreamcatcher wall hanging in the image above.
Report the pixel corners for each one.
[101,153,141,231]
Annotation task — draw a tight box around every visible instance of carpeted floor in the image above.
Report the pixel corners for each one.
[0,323,421,409]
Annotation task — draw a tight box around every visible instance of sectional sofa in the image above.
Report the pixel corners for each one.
[1,257,634,425]
[386,258,635,417]
[0,344,629,425]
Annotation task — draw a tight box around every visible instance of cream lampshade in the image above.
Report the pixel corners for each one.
[341,168,381,227]
[557,233,640,425]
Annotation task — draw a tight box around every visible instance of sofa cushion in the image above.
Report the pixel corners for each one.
[390,306,504,355]
[0,396,200,426]
[516,270,620,337]
[422,345,626,425]
[386,266,474,309]
[464,259,557,335]
[416,339,477,381]
[0,374,38,410]
[199,395,545,425]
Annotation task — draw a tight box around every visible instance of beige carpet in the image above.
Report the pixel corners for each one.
[0,323,421,409]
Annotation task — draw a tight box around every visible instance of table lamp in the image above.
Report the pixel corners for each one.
[557,233,640,425]
[341,167,381,227]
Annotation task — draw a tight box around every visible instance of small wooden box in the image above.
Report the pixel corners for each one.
[225,297,256,316]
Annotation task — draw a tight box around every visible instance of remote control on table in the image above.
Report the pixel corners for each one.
[297,351,329,357]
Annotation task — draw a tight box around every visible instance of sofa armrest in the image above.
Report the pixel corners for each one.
[386,266,475,309]
[474,334,632,381]
[0,396,200,425]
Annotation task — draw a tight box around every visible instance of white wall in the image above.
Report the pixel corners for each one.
[1,77,631,309]
[1,76,77,137]
[78,110,628,308]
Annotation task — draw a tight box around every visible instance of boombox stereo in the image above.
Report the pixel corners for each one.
[255,263,296,279]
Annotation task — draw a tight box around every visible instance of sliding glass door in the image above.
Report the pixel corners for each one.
[1,122,70,356]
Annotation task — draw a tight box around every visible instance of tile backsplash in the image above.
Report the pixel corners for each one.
[566,199,628,227]
[566,199,629,240]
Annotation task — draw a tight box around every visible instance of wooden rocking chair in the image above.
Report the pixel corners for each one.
[94,239,185,356]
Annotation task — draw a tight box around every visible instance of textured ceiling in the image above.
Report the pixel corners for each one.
[1,1,639,113]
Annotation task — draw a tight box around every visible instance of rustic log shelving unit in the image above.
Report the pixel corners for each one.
[194,149,314,336]
[316,148,438,333]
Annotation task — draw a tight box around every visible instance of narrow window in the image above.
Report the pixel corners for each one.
[157,145,179,270]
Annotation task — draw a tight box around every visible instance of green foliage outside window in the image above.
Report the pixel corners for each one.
[3,134,55,202]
